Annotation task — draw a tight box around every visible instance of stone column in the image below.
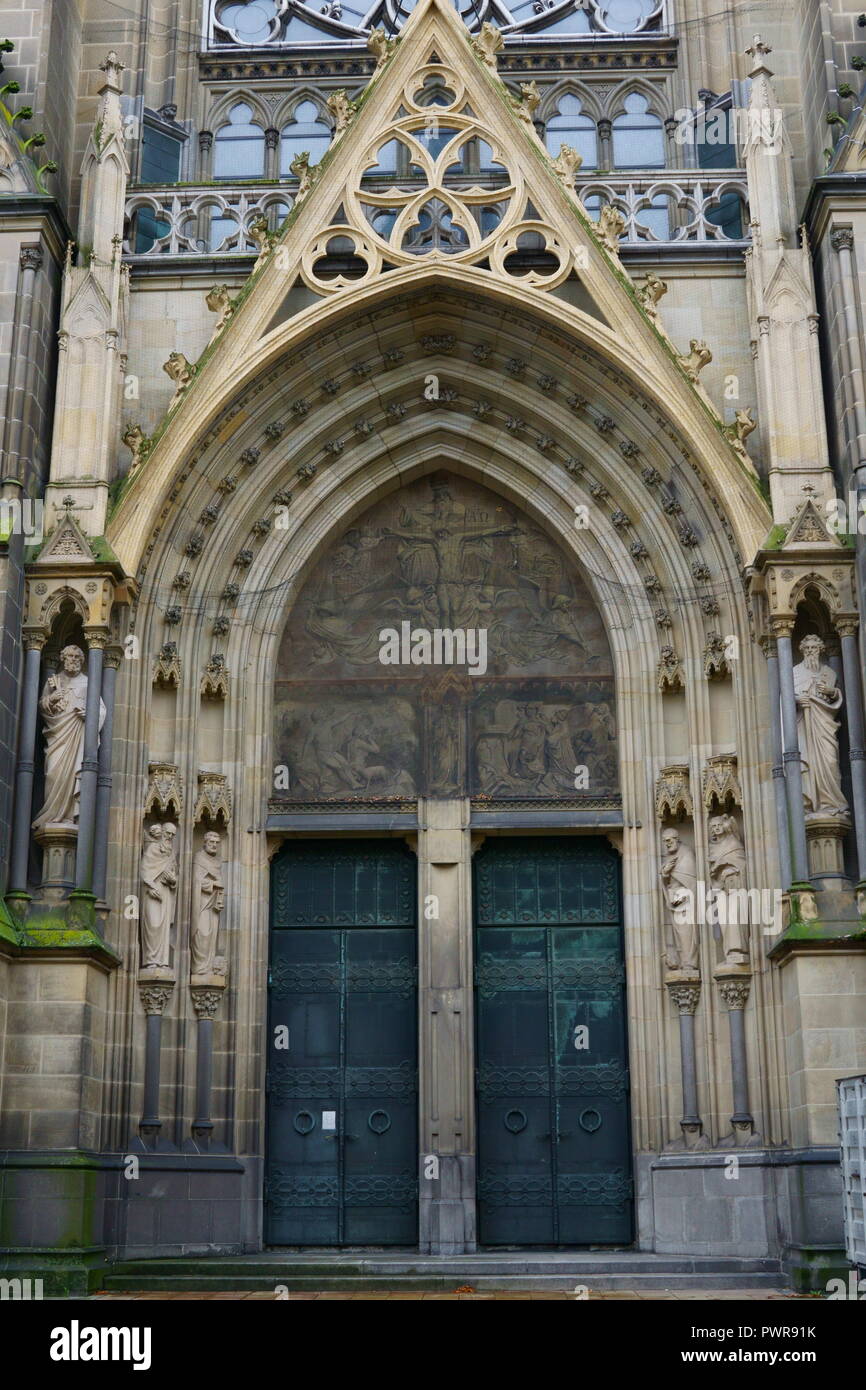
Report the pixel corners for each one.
[8,632,46,898]
[92,646,122,905]
[597,118,612,169]
[761,636,793,887]
[188,985,225,1149]
[715,971,755,1142]
[666,978,705,1146]
[264,125,280,181]
[73,634,106,894]
[839,621,866,885]
[417,798,476,1255]
[775,625,810,884]
[3,245,43,479]
[137,976,175,1148]
[830,228,866,633]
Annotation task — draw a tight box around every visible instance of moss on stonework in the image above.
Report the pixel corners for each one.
[763,522,789,550]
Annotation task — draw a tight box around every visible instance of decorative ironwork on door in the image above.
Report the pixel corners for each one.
[474,838,633,1245]
[266,841,418,1245]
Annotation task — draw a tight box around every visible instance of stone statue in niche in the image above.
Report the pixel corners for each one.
[191,830,225,979]
[32,645,106,831]
[659,827,699,974]
[793,634,848,816]
[139,822,178,971]
[707,814,750,967]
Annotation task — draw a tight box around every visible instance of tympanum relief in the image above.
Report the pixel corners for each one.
[274,472,618,804]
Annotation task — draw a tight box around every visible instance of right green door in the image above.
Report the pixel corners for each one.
[474,838,633,1246]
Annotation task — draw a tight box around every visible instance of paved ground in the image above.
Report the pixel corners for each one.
[92,1288,809,1300]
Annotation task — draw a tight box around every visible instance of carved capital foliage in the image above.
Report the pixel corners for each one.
[703,631,729,680]
[190,986,224,1020]
[667,980,702,1015]
[145,762,183,817]
[139,981,174,1016]
[716,974,752,1011]
[655,764,693,821]
[702,754,742,810]
[194,771,232,827]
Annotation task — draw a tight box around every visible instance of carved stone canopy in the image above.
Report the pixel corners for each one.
[655,764,693,822]
[194,772,232,827]
[702,754,742,810]
[145,762,183,818]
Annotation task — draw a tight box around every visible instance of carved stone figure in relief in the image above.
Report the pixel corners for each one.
[190,830,225,978]
[32,645,106,831]
[707,814,750,966]
[139,822,178,970]
[659,828,699,973]
[793,635,848,816]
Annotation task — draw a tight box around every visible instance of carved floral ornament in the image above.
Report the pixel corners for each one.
[655,764,693,822]
[298,61,574,296]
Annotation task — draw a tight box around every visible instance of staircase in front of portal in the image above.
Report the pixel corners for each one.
[99,1250,784,1293]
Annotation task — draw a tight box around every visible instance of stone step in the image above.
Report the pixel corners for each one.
[101,1252,783,1292]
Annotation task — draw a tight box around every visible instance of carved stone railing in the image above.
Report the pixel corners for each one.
[124,171,749,260]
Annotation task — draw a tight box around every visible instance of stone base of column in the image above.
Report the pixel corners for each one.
[419,1153,476,1254]
[806,812,852,886]
[33,822,77,902]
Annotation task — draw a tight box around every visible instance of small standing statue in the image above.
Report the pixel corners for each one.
[190,830,225,978]
[707,814,750,966]
[659,827,699,973]
[793,634,849,815]
[32,645,105,831]
[139,822,179,970]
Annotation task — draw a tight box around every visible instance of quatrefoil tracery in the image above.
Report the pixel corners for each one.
[299,62,574,295]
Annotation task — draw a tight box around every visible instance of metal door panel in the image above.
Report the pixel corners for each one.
[475,839,632,1246]
[266,843,417,1246]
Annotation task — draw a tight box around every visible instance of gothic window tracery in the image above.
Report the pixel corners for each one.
[206,0,668,45]
[611,92,665,169]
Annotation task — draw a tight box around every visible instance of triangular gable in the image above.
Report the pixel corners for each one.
[35,508,94,564]
[786,494,842,547]
[110,0,773,569]
[175,0,696,375]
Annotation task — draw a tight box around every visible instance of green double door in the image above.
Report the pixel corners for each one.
[265,842,418,1245]
[474,838,633,1246]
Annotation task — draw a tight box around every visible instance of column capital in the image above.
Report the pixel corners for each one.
[837,618,859,639]
[667,978,701,1015]
[191,986,224,1020]
[830,226,854,253]
[19,244,43,273]
[770,616,795,639]
[139,980,175,1016]
[715,970,752,1010]
[199,129,213,153]
[103,644,124,669]
[758,633,777,657]
[22,626,47,652]
[83,627,111,651]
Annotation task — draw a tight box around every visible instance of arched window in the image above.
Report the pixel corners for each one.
[545,94,598,170]
[612,92,665,169]
[213,102,265,180]
[280,100,332,175]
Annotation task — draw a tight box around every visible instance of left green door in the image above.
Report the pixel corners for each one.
[265,841,418,1245]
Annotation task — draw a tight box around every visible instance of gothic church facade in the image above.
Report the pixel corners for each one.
[0,0,865,1291]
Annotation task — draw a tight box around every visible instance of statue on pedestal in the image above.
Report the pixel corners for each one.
[793,635,848,816]
[139,822,178,970]
[191,830,225,978]
[660,827,699,973]
[32,645,105,831]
